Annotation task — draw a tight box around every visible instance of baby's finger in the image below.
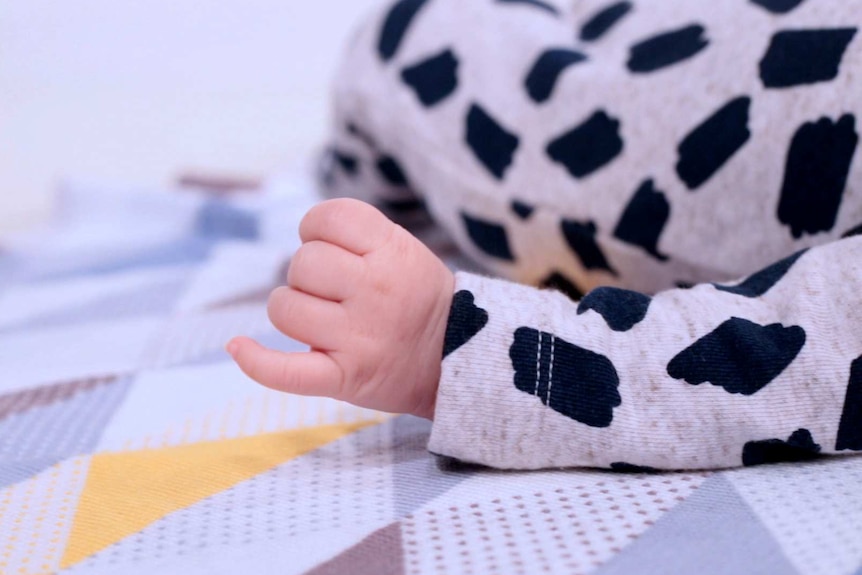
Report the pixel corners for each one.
[299,198,394,255]
[227,337,344,398]
[267,286,347,351]
[287,240,364,302]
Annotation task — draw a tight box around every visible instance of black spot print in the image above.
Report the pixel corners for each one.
[843,223,862,238]
[510,327,620,427]
[461,212,515,261]
[613,179,670,261]
[378,0,430,62]
[675,281,695,289]
[759,29,857,88]
[541,271,585,301]
[380,198,425,214]
[578,287,651,332]
[547,111,623,179]
[836,355,862,451]
[580,2,632,42]
[609,462,659,473]
[627,24,709,73]
[742,428,821,466]
[376,155,410,186]
[466,104,520,180]
[496,0,559,16]
[401,49,459,107]
[511,200,534,220]
[668,317,806,395]
[525,49,587,103]
[714,249,807,297]
[333,149,359,176]
[561,219,617,275]
[676,96,751,190]
[778,115,858,238]
[750,0,805,14]
[443,291,489,358]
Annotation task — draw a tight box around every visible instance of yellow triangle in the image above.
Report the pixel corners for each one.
[61,421,376,568]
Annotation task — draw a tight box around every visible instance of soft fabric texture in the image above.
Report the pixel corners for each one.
[324,0,862,469]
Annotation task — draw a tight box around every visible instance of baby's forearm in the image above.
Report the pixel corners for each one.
[430,237,862,470]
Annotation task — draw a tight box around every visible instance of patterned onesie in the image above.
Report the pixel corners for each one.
[322,0,862,470]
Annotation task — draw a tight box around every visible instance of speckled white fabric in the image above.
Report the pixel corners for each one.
[324,0,862,469]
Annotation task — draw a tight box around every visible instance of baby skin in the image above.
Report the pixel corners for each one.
[227,198,452,421]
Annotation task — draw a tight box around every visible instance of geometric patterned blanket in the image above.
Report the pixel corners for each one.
[1,178,861,575]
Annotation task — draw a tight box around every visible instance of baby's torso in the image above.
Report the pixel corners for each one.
[327,0,862,293]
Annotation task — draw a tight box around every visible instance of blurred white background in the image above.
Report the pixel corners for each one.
[0,0,380,234]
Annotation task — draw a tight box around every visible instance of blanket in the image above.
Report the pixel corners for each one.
[1,175,860,575]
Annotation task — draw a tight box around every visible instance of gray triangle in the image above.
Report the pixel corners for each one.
[0,456,68,490]
[0,376,132,489]
[595,474,800,575]
[391,415,473,516]
[304,522,404,575]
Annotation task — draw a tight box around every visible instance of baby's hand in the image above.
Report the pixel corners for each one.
[227,198,454,420]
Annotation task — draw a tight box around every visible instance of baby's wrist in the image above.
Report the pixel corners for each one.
[415,265,455,420]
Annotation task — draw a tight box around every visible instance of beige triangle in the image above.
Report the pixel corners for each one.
[61,421,376,568]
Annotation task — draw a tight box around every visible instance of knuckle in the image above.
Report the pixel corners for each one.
[299,204,324,238]
[329,359,350,399]
[303,199,346,234]
[286,248,308,286]
[267,288,294,325]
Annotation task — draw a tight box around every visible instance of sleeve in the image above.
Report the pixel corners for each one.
[316,0,433,231]
[427,236,862,470]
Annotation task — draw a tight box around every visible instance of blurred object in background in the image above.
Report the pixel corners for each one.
[0,0,380,235]
[176,172,263,196]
